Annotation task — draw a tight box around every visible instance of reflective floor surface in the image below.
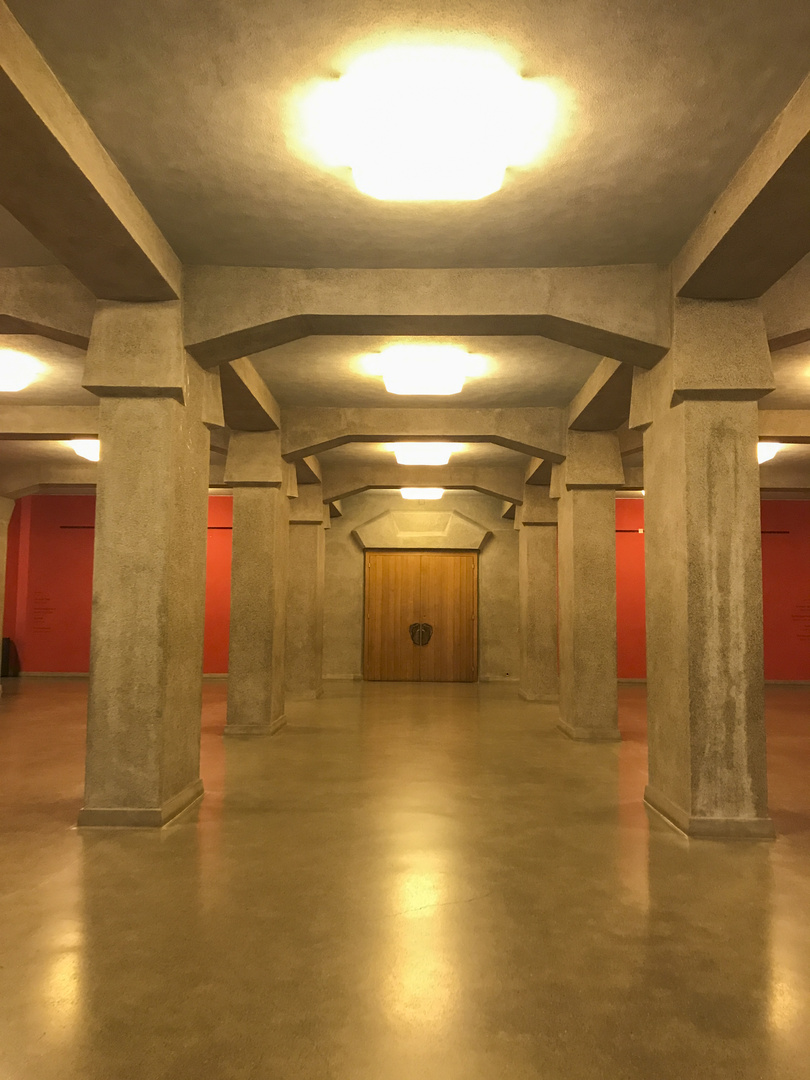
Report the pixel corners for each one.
[1,678,809,1079]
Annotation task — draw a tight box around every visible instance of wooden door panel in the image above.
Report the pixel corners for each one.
[364,552,421,680]
[419,553,478,682]
[364,551,478,682]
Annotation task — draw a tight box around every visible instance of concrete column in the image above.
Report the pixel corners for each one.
[78,301,222,826]
[286,485,326,700]
[516,488,558,703]
[225,432,296,735]
[551,432,624,741]
[0,496,14,696]
[630,298,775,838]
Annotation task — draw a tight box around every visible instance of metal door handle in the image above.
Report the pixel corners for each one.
[409,622,433,646]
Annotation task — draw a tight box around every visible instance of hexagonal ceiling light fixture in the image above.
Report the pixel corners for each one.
[0,348,44,392]
[362,343,488,395]
[386,442,458,466]
[298,44,558,200]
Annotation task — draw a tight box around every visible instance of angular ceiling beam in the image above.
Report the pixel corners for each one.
[674,74,810,300]
[219,358,281,431]
[762,253,810,352]
[0,2,181,302]
[758,410,810,444]
[0,404,99,439]
[321,464,525,505]
[184,266,671,370]
[0,266,94,348]
[568,358,635,431]
[281,406,567,462]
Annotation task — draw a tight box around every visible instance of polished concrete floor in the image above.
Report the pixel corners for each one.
[1,678,810,1079]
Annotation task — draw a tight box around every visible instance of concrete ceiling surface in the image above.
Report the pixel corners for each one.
[252,335,601,408]
[0,205,57,267]
[5,1,809,268]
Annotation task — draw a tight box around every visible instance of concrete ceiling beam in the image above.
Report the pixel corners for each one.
[524,457,553,486]
[0,266,94,349]
[321,464,526,505]
[0,2,181,302]
[568,358,635,431]
[280,406,567,462]
[762,254,810,352]
[295,455,322,485]
[0,404,99,439]
[183,266,671,369]
[673,74,810,300]
[220,357,281,431]
[758,410,810,444]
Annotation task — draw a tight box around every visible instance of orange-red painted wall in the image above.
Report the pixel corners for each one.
[4,494,810,680]
[615,499,646,679]
[3,494,232,674]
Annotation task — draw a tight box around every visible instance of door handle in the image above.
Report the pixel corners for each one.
[409,622,433,646]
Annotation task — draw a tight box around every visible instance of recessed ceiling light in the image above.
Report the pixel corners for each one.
[0,348,45,392]
[401,488,444,500]
[388,442,457,466]
[298,44,558,200]
[363,344,487,395]
[68,439,100,462]
[757,442,784,464]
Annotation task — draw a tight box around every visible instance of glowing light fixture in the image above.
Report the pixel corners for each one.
[401,488,444,500]
[757,442,784,464]
[363,344,487,395]
[69,439,100,462]
[388,442,456,466]
[0,348,44,391]
[298,44,558,200]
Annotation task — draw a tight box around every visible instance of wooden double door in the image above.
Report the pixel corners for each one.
[364,551,478,682]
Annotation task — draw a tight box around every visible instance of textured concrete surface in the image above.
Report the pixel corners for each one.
[324,491,519,682]
[281,405,567,461]
[0,3,180,300]
[226,483,290,735]
[518,523,558,703]
[638,302,775,837]
[555,486,619,740]
[80,357,211,825]
[184,266,670,369]
[286,487,326,701]
[2,678,810,1080]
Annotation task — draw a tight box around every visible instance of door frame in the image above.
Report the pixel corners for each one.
[363,549,479,682]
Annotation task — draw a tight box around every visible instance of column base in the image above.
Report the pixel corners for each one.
[644,785,775,840]
[224,716,286,737]
[519,688,559,704]
[558,720,621,742]
[78,779,204,828]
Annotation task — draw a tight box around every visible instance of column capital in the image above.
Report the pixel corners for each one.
[515,486,557,527]
[83,300,186,401]
[630,298,775,430]
[289,484,325,524]
[225,430,284,487]
[550,431,624,494]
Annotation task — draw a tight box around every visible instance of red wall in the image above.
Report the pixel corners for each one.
[3,494,233,674]
[612,498,810,681]
[615,499,646,679]
[761,501,810,681]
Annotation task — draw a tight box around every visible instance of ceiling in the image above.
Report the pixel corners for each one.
[4,0,810,268]
[763,343,810,409]
[254,336,601,408]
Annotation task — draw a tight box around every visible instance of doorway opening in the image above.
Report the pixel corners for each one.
[364,551,478,682]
